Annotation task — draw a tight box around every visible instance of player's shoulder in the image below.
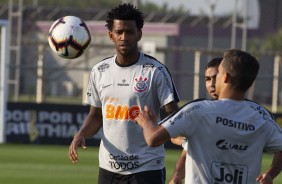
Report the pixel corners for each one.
[159,98,208,124]
[182,98,210,106]
[180,98,213,111]
[141,52,167,68]
[91,55,114,72]
[244,99,274,119]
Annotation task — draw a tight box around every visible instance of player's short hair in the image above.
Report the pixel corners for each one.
[222,49,259,92]
[206,57,222,70]
[105,3,144,31]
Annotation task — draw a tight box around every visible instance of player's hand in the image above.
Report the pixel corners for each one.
[169,176,183,184]
[68,134,87,164]
[135,105,156,128]
[256,173,273,184]
[171,137,185,146]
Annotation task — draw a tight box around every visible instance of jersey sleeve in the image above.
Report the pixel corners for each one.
[155,66,179,107]
[161,102,200,138]
[85,68,102,107]
[264,118,282,153]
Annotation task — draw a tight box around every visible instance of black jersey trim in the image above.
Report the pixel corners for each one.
[101,55,114,62]
[93,55,114,68]
[158,98,209,125]
[144,53,180,103]
[244,99,275,120]
[158,98,275,126]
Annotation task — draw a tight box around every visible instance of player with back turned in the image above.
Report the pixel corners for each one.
[169,57,282,184]
[68,3,179,184]
[135,49,282,184]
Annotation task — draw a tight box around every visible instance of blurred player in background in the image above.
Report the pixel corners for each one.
[135,49,282,184]
[68,3,179,184]
[169,57,222,184]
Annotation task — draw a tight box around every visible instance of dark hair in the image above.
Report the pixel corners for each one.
[222,49,259,92]
[206,57,222,70]
[105,3,144,31]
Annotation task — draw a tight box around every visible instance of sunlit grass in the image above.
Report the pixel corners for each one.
[0,144,280,184]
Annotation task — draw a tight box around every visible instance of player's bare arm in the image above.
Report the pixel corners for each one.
[68,106,103,163]
[256,151,282,184]
[169,149,186,184]
[135,106,170,147]
[164,101,179,115]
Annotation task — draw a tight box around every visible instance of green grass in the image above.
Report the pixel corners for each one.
[0,144,281,184]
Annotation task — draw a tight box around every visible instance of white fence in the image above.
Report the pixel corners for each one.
[0,19,9,143]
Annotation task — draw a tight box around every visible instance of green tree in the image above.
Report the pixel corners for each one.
[263,28,282,53]
[249,28,282,56]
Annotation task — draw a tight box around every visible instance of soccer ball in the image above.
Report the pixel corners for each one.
[48,16,91,59]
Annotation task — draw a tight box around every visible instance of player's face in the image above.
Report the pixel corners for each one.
[215,63,224,97]
[109,20,141,57]
[205,66,218,99]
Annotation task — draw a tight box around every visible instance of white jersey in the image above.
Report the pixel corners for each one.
[162,98,282,184]
[180,99,275,151]
[85,52,179,174]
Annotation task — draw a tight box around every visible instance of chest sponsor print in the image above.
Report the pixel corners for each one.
[211,162,248,184]
[216,139,248,151]
[109,153,140,170]
[105,103,140,121]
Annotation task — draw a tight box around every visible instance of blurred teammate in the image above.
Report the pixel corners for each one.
[170,57,222,184]
[135,49,282,184]
[68,3,179,184]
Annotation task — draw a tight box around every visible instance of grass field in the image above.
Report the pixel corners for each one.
[0,144,281,184]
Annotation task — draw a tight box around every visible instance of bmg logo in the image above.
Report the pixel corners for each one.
[211,162,247,184]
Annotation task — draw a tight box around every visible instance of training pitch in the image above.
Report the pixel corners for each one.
[0,144,280,184]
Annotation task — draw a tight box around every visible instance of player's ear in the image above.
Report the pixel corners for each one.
[108,31,113,41]
[137,30,142,41]
[224,73,231,83]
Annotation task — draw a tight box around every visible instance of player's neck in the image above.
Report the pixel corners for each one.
[218,88,245,101]
[116,51,140,66]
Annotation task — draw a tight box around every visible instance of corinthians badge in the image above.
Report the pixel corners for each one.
[134,76,148,93]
